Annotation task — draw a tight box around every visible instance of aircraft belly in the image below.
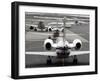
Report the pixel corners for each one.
[56,49,70,58]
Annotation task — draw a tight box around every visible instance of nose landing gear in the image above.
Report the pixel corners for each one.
[46,56,52,65]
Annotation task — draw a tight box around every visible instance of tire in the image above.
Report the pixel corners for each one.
[46,56,52,65]
[30,26,34,30]
[34,28,37,31]
[73,59,78,64]
[49,28,52,32]
[47,59,52,65]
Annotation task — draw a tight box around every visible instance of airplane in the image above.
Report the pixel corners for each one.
[33,26,48,32]
[25,24,48,32]
[31,22,49,32]
[25,17,89,65]
[26,16,88,33]
[47,16,85,32]
[47,21,74,31]
[26,22,64,32]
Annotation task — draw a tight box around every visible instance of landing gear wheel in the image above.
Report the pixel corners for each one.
[46,56,52,65]
[49,28,52,32]
[34,28,37,31]
[30,26,33,30]
[73,55,78,64]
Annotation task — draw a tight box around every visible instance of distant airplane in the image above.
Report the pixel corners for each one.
[47,21,74,30]
[45,18,75,32]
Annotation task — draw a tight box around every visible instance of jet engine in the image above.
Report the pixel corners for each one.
[48,26,52,31]
[44,39,53,50]
[73,39,82,50]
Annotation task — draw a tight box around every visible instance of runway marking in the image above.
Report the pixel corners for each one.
[65,29,88,43]
[26,32,84,36]
[26,30,88,42]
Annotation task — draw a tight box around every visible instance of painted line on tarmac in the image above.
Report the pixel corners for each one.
[65,29,88,43]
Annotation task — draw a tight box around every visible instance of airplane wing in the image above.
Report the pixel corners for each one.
[26,51,89,57]
[25,51,57,56]
[69,51,89,56]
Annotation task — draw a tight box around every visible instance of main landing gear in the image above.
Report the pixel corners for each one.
[73,55,78,64]
[46,56,52,65]
[46,55,78,65]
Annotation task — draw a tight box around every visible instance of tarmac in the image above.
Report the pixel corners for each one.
[25,24,89,68]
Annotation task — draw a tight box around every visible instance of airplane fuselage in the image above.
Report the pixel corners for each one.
[56,47,70,58]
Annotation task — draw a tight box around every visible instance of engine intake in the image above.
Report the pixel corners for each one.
[44,39,53,50]
[48,26,52,32]
[45,43,52,50]
[73,39,82,50]
[49,28,52,31]
[75,42,81,50]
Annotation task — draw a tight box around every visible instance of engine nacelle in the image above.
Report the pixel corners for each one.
[73,39,82,50]
[44,39,53,50]
[48,26,52,31]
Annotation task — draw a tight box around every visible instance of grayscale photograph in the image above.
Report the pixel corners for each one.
[25,12,90,68]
